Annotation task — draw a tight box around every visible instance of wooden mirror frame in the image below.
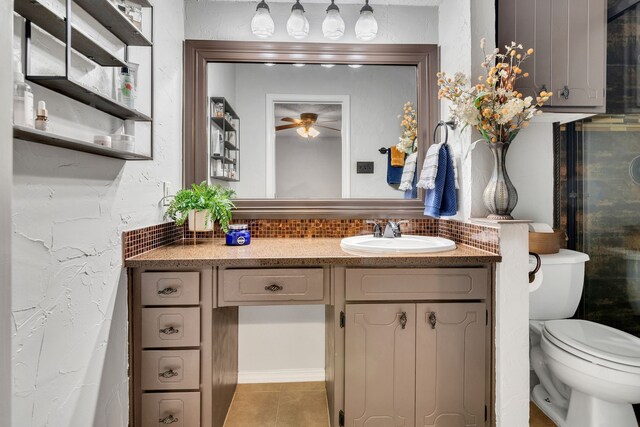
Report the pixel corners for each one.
[184,40,439,219]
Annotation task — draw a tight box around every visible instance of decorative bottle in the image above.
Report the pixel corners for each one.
[13,58,34,128]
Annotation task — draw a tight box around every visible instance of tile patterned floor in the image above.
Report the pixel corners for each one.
[225,384,557,427]
[224,382,330,427]
[530,402,556,427]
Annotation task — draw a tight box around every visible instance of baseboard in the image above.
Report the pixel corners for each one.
[238,369,325,384]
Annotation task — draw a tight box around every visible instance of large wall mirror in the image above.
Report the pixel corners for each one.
[184,41,438,218]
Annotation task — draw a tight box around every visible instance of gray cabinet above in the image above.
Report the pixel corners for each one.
[498,0,607,113]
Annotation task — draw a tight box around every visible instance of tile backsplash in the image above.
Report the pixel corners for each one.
[123,218,500,259]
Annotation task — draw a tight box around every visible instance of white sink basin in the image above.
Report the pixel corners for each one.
[340,235,456,254]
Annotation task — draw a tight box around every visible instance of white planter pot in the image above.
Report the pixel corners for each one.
[188,210,214,232]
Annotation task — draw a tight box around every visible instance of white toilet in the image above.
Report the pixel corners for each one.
[529,249,640,427]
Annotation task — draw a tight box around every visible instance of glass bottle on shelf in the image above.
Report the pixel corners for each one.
[213,102,224,118]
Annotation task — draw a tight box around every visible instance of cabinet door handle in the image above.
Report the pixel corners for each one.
[265,284,283,292]
[159,415,179,424]
[159,369,179,378]
[159,326,180,335]
[158,287,178,295]
[428,312,437,329]
[540,84,547,95]
[560,85,570,100]
[399,312,408,329]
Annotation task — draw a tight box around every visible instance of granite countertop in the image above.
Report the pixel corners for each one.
[125,238,501,268]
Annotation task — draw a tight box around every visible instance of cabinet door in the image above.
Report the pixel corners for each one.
[345,303,416,427]
[551,0,606,107]
[415,303,487,427]
[498,0,553,103]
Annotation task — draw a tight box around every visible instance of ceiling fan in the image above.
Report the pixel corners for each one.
[275,113,340,138]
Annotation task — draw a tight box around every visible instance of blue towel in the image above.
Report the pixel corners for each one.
[424,144,457,218]
[386,149,403,185]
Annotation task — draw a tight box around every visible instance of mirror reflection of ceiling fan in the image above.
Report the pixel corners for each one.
[275,113,340,138]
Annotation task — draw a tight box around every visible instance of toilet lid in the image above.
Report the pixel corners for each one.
[544,319,640,368]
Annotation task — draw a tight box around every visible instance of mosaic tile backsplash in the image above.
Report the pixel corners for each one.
[123,218,500,259]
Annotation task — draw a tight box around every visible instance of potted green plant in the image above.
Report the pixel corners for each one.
[166,181,235,232]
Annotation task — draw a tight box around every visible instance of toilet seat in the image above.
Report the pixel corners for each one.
[543,319,640,374]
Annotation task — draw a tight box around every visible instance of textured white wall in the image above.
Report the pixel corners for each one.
[1,0,14,422]
[275,136,342,198]
[185,0,438,44]
[229,63,417,199]
[508,122,555,225]
[438,0,495,221]
[11,1,184,425]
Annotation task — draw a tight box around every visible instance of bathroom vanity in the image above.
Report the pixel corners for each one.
[126,238,500,427]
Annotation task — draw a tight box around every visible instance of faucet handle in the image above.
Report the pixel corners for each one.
[365,220,383,238]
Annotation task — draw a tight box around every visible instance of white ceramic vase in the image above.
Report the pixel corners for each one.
[188,210,213,232]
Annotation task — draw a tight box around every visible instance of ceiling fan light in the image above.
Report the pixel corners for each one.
[355,0,378,41]
[308,127,320,138]
[251,0,275,39]
[287,1,309,40]
[322,1,345,41]
[296,127,310,138]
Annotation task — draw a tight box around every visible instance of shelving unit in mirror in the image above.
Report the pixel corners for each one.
[210,97,240,182]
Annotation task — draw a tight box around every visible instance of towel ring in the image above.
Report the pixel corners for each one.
[432,120,457,146]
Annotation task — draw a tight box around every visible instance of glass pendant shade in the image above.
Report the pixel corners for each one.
[287,1,309,39]
[251,1,274,39]
[355,1,378,41]
[322,1,345,40]
[297,127,320,138]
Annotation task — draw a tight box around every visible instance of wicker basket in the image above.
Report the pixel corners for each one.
[529,230,566,254]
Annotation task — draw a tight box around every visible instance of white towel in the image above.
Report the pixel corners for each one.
[398,152,418,191]
[416,143,460,190]
[416,142,443,189]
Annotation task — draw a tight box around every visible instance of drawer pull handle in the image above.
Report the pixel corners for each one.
[429,312,437,329]
[159,415,179,424]
[158,287,178,295]
[399,312,407,329]
[265,284,283,292]
[159,326,180,335]
[159,369,179,378]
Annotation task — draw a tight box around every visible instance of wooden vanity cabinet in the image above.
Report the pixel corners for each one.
[343,267,490,427]
[130,265,493,427]
[498,0,607,112]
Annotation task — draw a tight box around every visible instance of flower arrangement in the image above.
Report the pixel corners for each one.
[396,101,418,154]
[437,40,552,144]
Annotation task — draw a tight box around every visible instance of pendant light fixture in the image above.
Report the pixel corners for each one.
[287,0,309,40]
[355,0,378,41]
[251,0,275,39]
[322,0,345,41]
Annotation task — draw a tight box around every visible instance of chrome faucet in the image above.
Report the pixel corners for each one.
[366,220,383,237]
[383,220,409,238]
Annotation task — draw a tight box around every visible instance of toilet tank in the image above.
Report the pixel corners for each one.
[529,249,590,320]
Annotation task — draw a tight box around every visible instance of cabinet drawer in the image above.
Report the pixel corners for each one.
[219,268,326,306]
[141,307,200,348]
[346,268,488,301]
[141,350,200,391]
[141,272,200,306]
[142,392,200,427]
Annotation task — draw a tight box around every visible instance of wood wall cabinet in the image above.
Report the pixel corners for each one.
[498,0,607,112]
